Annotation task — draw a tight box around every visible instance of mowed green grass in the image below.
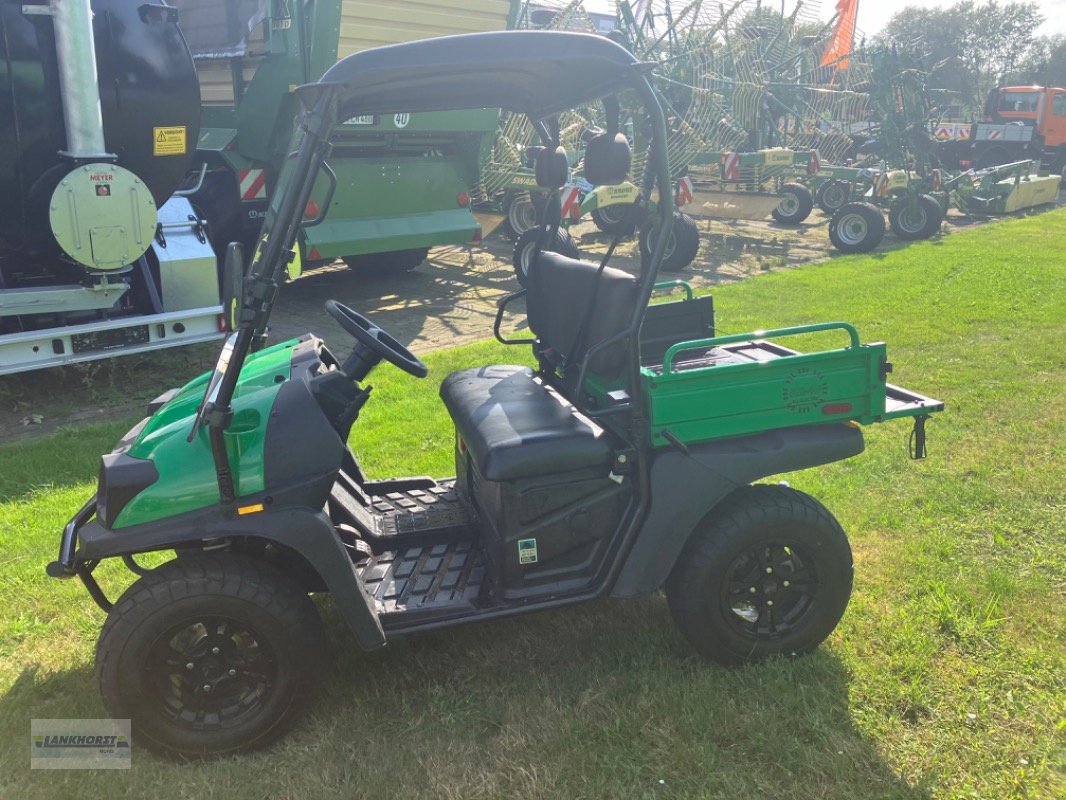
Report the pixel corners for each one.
[0,212,1063,798]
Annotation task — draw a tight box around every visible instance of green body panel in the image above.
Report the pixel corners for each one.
[115,340,299,528]
[193,0,514,258]
[644,340,888,447]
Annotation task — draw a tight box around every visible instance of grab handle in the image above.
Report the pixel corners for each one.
[661,322,861,375]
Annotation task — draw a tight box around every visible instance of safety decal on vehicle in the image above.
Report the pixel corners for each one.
[238,169,268,202]
[153,126,187,157]
[517,538,538,565]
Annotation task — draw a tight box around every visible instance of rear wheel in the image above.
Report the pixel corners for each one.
[828,201,885,253]
[666,485,853,666]
[502,191,541,238]
[815,180,851,214]
[512,227,580,286]
[888,194,943,240]
[96,555,324,759]
[640,211,700,273]
[591,203,637,235]
[771,182,814,224]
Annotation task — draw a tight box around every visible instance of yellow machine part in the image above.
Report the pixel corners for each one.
[1001,174,1061,212]
[681,190,782,220]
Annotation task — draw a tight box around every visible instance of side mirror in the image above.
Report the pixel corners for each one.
[221,242,245,332]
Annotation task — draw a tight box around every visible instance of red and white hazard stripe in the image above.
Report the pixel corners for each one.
[676,175,694,207]
[721,152,740,181]
[559,184,582,220]
[238,168,267,201]
[987,129,1002,139]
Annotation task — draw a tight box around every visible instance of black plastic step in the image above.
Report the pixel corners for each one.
[356,539,487,621]
[329,477,475,549]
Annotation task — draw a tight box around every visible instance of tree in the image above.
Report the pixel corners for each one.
[1015,34,1066,86]
[877,1,1044,112]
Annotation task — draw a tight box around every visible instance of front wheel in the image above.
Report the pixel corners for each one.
[828,201,886,253]
[888,194,943,240]
[639,211,700,273]
[591,203,637,235]
[666,485,853,666]
[771,182,814,224]
[512,227,580,286]
[815,180,851,214]
[96,555,325,759]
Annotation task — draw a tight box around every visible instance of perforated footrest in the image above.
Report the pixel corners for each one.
[356,539,487,620]
[330,478,475,549]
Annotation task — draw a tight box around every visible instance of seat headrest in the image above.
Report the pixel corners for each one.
[533,146,569,189]
[583,132,631,186]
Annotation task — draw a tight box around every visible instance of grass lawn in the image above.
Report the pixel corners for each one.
[0,212,1063,798]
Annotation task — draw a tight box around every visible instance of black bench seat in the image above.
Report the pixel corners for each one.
[439,365,613,481]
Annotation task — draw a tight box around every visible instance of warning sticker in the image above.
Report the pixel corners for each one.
[153,126,187,157]
[517,538,538,565]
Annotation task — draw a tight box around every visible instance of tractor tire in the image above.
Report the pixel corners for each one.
[828,202,886,254]
[815,180,851,214]
[343,247,429,274]
[502,190,542,238]
[888,194,943,241]
[771,182,814,224]
[665,484,853,666]
[639,211,700,273]
[591,203,637,236]
[96,554,324,759]
[512,227,580,287]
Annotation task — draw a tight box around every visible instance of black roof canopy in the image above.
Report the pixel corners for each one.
[314,31,644,121]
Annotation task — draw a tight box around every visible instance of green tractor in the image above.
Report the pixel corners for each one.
[50,31,943,759]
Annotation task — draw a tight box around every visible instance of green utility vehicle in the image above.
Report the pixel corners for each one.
[174,0,518,271]
[51,31,943,759]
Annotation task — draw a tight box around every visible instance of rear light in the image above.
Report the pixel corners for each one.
[457,192,470,207]
[309,246,321,260]
[303,199,320,219]
[217,314,228,332]
[822,403,853,415]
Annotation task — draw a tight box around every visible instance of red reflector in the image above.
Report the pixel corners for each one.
[457,192,470,207]
[309,246,321,260]
[471,230,482,243]
[304,199,319,219]
[217,314,228,332]
[822,403,853,415]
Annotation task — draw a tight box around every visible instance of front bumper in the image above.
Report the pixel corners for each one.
[47,494,114,611]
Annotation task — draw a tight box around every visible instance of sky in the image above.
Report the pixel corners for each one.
[825,0,1066,39]
[582,1,1066,38]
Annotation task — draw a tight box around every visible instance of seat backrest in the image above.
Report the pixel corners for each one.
[526,251,638,381]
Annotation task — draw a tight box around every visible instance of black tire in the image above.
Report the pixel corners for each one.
[502,190,541,238]
[888,194,943,240]
[639,211,700,273]
[771,182,814,224]
[342,247,428,274]
[511,227,580,286]
[828,201,886,253]
[96,555,325,759]
[666,484,853,666]
[591,202,637,235]
[815,180,851,214]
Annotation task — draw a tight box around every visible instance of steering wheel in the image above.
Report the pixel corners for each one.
[324,300,428,381]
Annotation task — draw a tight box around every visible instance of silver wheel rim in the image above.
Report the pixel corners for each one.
[837,213,869,246]
[777,193,800,217]
[518,241,536,277]
[897,205,927,234]
[509,195,537,235]
[822,183,847,210]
